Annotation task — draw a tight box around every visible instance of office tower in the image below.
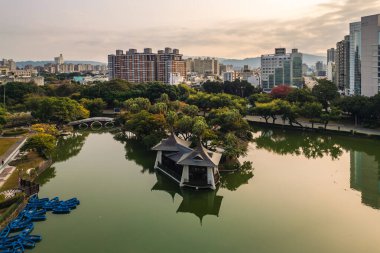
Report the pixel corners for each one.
[361,14,380,97]
[192,57,219,76]
[261,48,303,90]
[336,36,350,92]
[349,22,362,95]
[327,48,335,63]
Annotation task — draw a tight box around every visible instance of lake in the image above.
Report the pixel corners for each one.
[32,127,380,253]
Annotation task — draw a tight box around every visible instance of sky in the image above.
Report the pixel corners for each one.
[1,0,379,62]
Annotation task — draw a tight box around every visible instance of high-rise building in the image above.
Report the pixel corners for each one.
[361,14,380,97]
[108,48,186,84]
[335,36,350,92]
[54,54,64,65]
[261,48,303,90]
[327,48,335,63]
[0,59,16,71]
[192,57,219,76]
[349,22,362,95]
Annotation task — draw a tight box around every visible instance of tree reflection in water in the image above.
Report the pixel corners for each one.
[252,126,380,210]
[53,132,90,163]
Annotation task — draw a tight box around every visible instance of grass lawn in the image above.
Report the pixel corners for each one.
[0,138,19,157]
[0,152,44,191]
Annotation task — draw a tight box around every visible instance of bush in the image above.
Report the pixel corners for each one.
[2,128,29,136]
[0,193,24,209]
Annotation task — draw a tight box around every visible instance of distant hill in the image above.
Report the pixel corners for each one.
[16,61,106,68]
[186,54,327,69]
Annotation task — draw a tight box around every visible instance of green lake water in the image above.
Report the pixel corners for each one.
[32,128,380,253]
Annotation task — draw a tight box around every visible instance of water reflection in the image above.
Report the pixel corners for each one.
[253,129,343,160]
[53,132,89,162]
[252,126,380,210]
[152,173,223,223]
[350,151,380,209]
[35,166,57,186]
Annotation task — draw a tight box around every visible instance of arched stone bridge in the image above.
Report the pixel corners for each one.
[68,117,115,129]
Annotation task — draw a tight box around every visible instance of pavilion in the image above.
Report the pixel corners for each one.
[152,133,221,190]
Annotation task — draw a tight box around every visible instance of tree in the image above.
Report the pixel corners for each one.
[320,107,342,129]
[0,106,7,127]
[335,95,370,126]
[124,97,151,113]
[175,115,194,140]
[122,110,167,147]
[26,97,89,123]
[312,79,339,111]
[271,85,293,99]
[207,107,252,140]
[202,81,224,94]
[300,102,323,128]
[166,111,178,130]
[21,133,57,158]
[80,98,107,117]
[248,93,272,105]
[31,124,59,136]
[222,133,248,160]
[286,88,315,105]
[182,104,199,117]
[0,82,44,106]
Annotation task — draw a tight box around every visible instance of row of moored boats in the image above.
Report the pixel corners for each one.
[0,195,80,252]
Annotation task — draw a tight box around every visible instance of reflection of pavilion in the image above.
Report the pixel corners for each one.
[152,173,223,223]
[350,151,380,209]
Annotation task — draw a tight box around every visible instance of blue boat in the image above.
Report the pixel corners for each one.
[19,223,34,237]
[28,215,47,222]
[52,206,71,214]
[21,238,36,249]
[24,235,42,242]
[9,217,32,232]
[0,226,10,238]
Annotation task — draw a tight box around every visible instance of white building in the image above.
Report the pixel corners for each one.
[168,72,184,85]
[223,71,237,82]
[54,54,64,65]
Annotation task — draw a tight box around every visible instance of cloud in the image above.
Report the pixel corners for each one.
[0,0,379,61]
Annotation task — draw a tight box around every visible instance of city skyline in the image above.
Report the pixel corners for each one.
[1,0,379,62]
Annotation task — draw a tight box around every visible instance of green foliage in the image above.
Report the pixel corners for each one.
[248,93,272,105]
[122,110,167,147]
[0,82,45,106]
[175,115,194,140]
[0,106,6,126]
[300,102,323,128]
[124,97,151,113]
[80,98,107,117]
[31,123,60,136]
[182,104,199,117]
[2,128,29,136]
[222,132,248,159]
[22,133,57,157]
[202,80,261,98]
[26,97,90,123]
[312,79,339,110]
[44,83,83,97]
[207,107,252,140]
[286,88,315,105]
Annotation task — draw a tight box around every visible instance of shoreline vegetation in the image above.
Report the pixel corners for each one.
[0,78,380,226]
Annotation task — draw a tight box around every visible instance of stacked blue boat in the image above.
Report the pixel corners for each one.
[0,195,80,252]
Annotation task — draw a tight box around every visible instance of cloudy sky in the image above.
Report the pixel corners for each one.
[1,0,379,62]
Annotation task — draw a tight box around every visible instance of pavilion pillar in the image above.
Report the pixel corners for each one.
[155,151,162,168]
[207,167,216,190]
[180,165,189,187]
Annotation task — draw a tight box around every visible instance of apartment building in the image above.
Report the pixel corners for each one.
[108,47,186,84]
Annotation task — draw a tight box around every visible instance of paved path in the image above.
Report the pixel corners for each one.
[0,136,28,171]
[0,166,16,188]
[245,115,380,137]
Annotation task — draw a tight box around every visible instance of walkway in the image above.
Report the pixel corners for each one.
[0,136,28,171]
[245,115,380,137]
[0,166,16,188]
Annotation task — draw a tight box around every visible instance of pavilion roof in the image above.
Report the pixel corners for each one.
[151,132,192,152]
[177,143,221,167]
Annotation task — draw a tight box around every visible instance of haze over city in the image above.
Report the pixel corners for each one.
[1,0,379,61]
